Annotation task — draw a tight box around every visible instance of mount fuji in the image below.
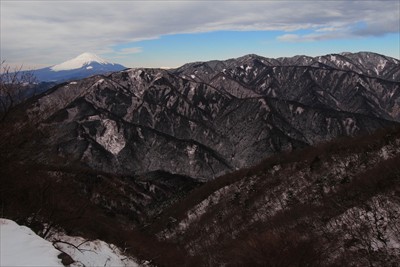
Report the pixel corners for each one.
[31,52,126,82]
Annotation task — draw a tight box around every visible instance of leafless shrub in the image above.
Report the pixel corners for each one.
[0,60,37,121]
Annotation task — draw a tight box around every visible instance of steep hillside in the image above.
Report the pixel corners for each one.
[152,127,400,266]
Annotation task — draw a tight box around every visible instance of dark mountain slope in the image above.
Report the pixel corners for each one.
[152,127,400,266]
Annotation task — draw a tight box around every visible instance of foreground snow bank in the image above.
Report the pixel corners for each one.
[0,218,63,266]
[0,218,141,267]
[50,233,139,267]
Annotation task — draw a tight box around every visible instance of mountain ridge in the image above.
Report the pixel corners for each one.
[5,51,399,181]
[175,52,400,82]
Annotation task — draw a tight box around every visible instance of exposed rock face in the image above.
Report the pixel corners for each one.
[15,52,400,180]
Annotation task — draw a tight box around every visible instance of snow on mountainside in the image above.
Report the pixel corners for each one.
[0,218,141,267]
[51,52,111,71]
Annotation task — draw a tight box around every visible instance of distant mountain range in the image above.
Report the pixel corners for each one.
[30,52,126,82]
[8,51,400,181]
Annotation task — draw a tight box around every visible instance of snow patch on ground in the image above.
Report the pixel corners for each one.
[377,59,387,72]
[258,98,270,112]
[381,146,391,160]
[187,144,197,165]
[94,79,105,86]
[295,106,304,115]
[187,85,195,100]
[343,117,357,134]
[50,233,139,267]
[187,144,197,156]
[0,218,63,267]
[0,218,142,267]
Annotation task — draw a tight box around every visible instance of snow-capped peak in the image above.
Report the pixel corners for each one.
[50,52,111,71]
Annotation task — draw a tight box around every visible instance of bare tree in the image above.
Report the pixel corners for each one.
[0,60,37,121]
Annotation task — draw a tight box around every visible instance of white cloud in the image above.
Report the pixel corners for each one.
[1,0,398,66]
[277,31,350,43]
[277,34,303,42]
[315,27,343,33]
[114,47,143,55]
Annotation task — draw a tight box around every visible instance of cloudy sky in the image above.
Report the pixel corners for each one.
[1,0,399,69]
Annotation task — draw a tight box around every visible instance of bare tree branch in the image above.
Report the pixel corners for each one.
[0,60,37,122]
